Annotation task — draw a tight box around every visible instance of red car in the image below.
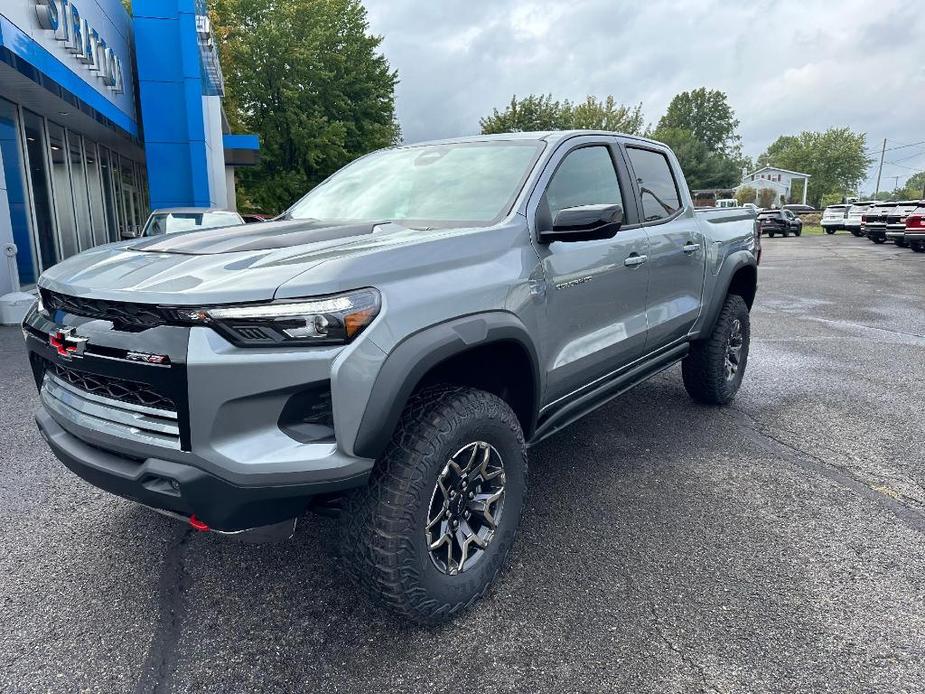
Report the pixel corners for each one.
[904,206,925,252]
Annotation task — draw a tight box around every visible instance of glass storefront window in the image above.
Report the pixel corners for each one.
[67,131,93,251]
[84,140,107,246]
[47,122,78,259]
[21,111,57,271]
[120,155,138,237]
[0,99,37,285]
[99,146,119,242]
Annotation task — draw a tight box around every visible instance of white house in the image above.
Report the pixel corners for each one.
[736,166,811,207]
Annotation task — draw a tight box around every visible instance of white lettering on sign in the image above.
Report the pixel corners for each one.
[34,0,125,94]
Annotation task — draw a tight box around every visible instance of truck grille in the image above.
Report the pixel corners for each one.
[41,371,180,449]
[43,360,176,411]
[41,289,168,331]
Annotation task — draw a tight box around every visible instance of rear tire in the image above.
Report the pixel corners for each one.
[911,242,925,253]
[767,231,775,238]
[873,237,886,244]
[340,385,527,624]
[825,228,836,235]
[895,239,909,248]
[682,294,750,406]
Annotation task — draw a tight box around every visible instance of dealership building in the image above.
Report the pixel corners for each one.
[0,0,257,322]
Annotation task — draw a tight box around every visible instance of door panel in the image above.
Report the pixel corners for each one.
[539,229,650,402]
[624,145,705,350]
[531,141,650,404]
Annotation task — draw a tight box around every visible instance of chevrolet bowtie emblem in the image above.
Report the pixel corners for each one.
[49,327,88,359]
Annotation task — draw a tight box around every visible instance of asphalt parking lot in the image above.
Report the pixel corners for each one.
[2,234,924,693]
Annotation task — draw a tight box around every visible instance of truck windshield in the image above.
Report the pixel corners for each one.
[285,141,543,227]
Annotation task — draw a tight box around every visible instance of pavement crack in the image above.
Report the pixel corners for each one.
[617,560,719,693]
[725,406,925,535]
[134,527,193,694]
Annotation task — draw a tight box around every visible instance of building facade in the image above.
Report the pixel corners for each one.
[737,166,811,207]
[0,0,256,321]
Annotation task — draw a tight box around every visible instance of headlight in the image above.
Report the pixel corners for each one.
[170,288,381,347]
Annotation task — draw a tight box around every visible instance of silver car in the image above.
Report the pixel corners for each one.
[126,207,245,239]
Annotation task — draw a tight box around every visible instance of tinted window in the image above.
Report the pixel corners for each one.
[626,147,681,222]
[545,146,623,219]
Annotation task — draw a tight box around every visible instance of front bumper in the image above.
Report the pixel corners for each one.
[24,305,379,531]
[35,408,365,530]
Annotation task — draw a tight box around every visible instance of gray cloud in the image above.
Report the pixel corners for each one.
[366,0,925,192]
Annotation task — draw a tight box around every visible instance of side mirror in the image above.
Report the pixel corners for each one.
[540,204,623,243]
[121,228,140,239]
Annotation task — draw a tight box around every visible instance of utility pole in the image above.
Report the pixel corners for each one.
[873,138,886,196]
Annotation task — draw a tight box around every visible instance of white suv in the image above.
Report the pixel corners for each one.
[821,204,849,234]
[845,201,876,237]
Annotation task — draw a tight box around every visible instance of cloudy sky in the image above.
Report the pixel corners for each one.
[365,0,925,193]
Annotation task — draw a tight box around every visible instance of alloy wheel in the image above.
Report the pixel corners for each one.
[425,441,506,576]
[725,318,744,381]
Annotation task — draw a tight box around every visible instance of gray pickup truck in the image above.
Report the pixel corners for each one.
[22,131,758,623]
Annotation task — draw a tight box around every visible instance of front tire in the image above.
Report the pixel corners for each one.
[341,386,527,624]
[825,228,836,235]
[682,294,750,405]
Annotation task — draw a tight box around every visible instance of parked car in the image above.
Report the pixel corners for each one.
[862,201,897,244]
[885,201,922,248]
[903,206,925,252]
[716,198,738,208]
[845,201,876,237]
[821,204,849,234]
[742,203,759,213]
[757,209,803,237]
[241,213,272,224]
[23,132,758,624]
[783,204,816,215]
[130,208,245,238]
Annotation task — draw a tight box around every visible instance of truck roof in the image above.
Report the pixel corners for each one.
[398,130,668,149]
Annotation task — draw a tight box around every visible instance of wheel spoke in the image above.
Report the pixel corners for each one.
[468,490,503,529]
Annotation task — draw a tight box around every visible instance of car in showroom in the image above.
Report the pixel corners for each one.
[885,201,922,247]
[821,204,849,234]
[862,202,898,244]
[845,201,877,237]
[757,209,803,237]
[127,208,246,239]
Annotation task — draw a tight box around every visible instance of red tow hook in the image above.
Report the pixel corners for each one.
[188,514,209,532]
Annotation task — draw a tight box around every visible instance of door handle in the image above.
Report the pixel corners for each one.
[624,254,648,268]
[683,242,701,254]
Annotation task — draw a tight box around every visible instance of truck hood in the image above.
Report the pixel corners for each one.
[38,219,410,305]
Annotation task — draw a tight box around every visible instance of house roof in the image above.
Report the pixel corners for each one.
[745,165,811,178]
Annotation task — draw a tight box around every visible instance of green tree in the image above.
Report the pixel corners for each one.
[898,171,925,199]
[757,128,872,208]
[735,186,757,206]
[648,126,741,189]
[656,88,741,156]
[757,188,777,209]
[479,94,645,135]
[213,0,400,212]
[569,97,644,134]
[479,94,573,134]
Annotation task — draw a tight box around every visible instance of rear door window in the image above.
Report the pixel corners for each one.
[626,147,682,222]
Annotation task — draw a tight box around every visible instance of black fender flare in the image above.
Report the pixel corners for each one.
[696,251,757,340]
[352,312,542,459]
